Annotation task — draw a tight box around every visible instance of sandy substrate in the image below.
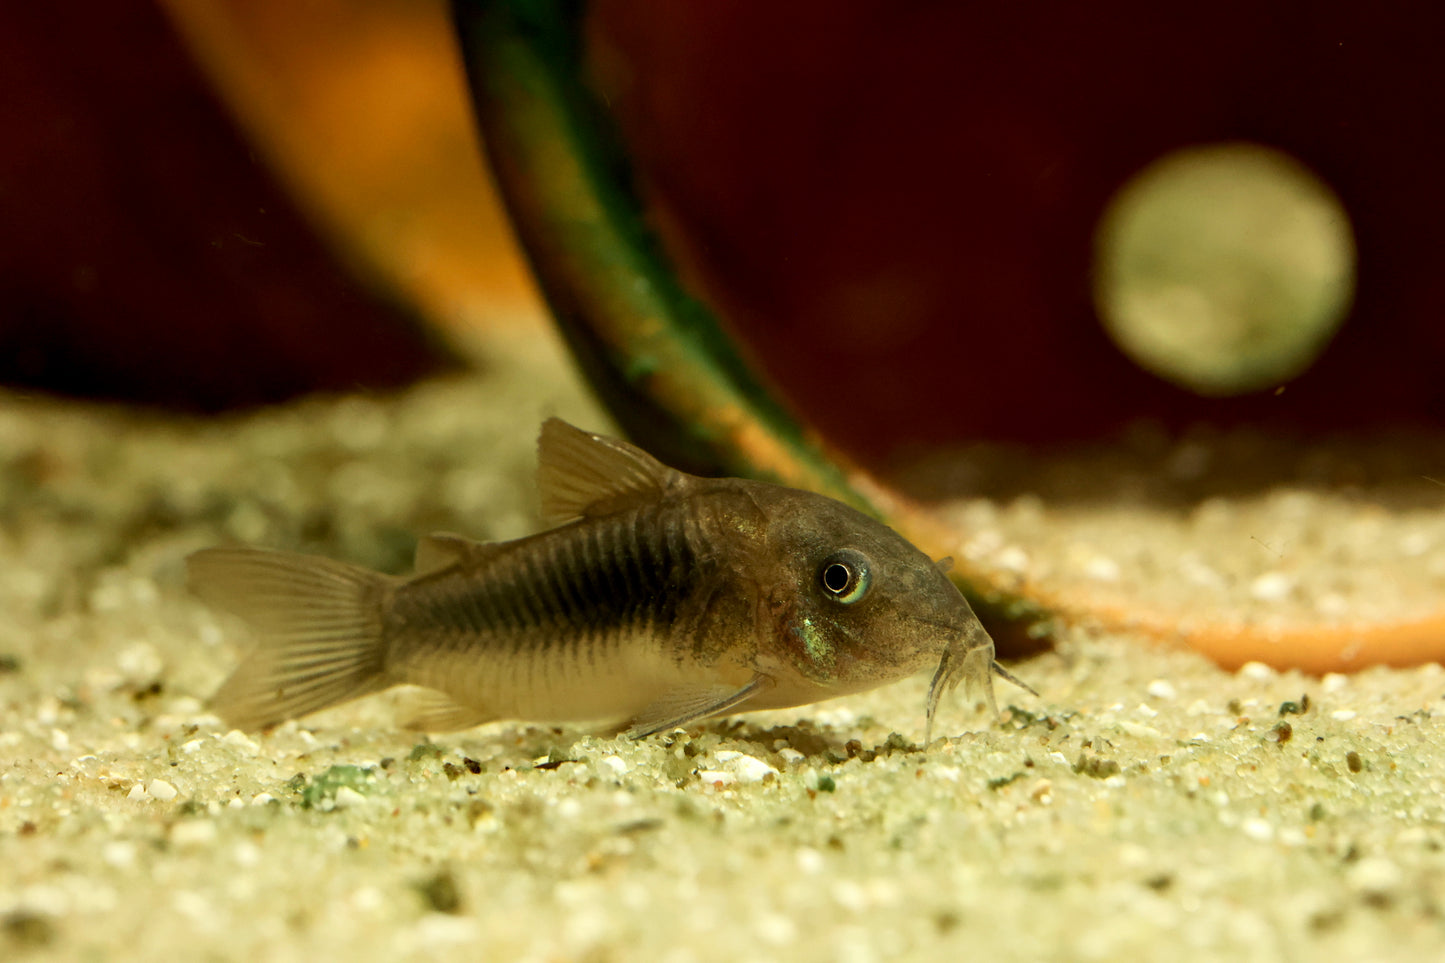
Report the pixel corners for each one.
[901,426,1445,634]
[3,329,1445,962]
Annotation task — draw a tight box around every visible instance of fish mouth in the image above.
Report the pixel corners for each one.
[924,637,998,745]
[901,611,995,730]
[921,619,1038,744]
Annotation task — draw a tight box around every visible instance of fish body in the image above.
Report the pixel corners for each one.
[189,419,1027,738]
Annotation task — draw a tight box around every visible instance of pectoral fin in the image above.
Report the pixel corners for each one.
[623,676,773,739]
[401,689,497,732]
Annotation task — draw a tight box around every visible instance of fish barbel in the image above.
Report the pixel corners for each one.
[189,419,1033,739]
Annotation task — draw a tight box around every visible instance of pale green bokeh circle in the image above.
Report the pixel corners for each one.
[1093,143,1357,396]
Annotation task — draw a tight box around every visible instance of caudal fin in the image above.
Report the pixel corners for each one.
[187,547,393,731]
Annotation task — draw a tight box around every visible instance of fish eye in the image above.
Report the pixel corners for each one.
[818,550,871,604]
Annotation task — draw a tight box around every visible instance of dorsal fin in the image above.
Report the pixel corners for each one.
[414,532,503,574]
[536,418,686,526]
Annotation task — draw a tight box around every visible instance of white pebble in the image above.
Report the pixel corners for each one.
[755,913,797,947]
[173,697,206,718]
[1146,679,1177,701]
[733,756,778,783]
[1330,709,1357,722]
[1322,673,1349,693]
[127,783,147,801]
[1117,843,1150,868]
[777,748,806,765]
[1238,661,1277,682]
[351,885,385,912]
[250,792,275,806]
[696,770,735,787]
[1241,818,1274,842]
[102,840,137,869]
[995,546,1030,574]
[171,820,218,848]
[332,786,367,809]
[1083,556,1120,582]
[713,751,777,784]
[1349,857,1403,897]
[221,730,260,754]
[796,847,825,875]
[600,755,629,777]
[1250,571,1295,602]
[147,779,178,801]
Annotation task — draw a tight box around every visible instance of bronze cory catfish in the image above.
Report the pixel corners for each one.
[189,419,1030,739]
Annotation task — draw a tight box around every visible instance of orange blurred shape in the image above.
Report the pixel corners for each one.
[0,3,457,408]
[161,0,542,330]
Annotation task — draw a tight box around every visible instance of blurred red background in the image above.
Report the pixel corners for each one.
[0,1,539,410]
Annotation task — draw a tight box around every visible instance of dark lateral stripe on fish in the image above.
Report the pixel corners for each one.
[517,546,559,627]
[617,512,646,613]
[395,504,704,652]
[567,525,621,669]
[633,506,687,629]
[548,535,595,627]
[576,522,613,653]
